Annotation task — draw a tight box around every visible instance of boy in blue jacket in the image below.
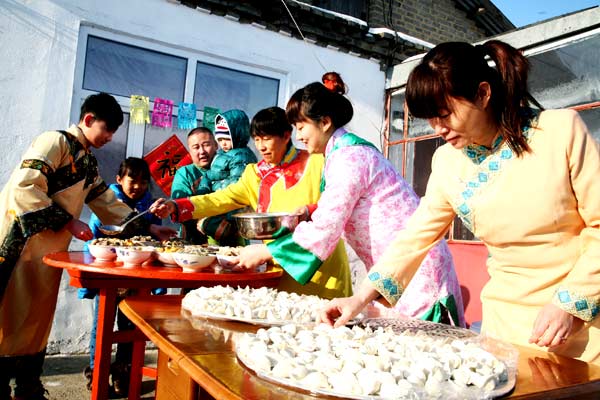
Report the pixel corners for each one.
[79,157,164,396]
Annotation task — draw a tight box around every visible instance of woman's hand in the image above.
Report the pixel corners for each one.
[149,198,175,219]
[65,219,94,241]
[293,206,310,222]
[149,224,178,241]
[318,283,380,327]
[529,303,580,347]
[235,244,272,270]
[317,296,366,328]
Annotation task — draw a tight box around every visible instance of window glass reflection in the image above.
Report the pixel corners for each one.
[194,62,279,119]
[528,33,600,109]
[83,36,187,102]
[389,93,405,142]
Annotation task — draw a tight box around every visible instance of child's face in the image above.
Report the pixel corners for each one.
[217,138,233,152]
[116,174,149,201]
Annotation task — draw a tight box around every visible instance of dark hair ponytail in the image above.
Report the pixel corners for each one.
[407,40,537,156]
[286,82,353,129]
[477,40,533,155]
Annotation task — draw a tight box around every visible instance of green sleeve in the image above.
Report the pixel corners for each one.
[267,233,323,285]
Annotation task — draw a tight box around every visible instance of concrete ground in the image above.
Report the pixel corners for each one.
[12,350,158,400]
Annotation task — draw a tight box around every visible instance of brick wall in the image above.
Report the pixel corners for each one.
[179,0,504,67]
[368,0,488,44]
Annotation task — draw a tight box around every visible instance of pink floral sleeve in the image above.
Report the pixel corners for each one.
[292,146,371,260]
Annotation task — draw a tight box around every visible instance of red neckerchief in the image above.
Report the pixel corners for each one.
[256,146,309,212]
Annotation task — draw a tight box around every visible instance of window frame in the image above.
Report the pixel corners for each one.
[71,24,289,159]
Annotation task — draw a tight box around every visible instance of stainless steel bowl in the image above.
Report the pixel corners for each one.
[233,212,300,240]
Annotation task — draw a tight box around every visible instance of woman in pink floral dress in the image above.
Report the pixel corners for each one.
[228,79,463,325]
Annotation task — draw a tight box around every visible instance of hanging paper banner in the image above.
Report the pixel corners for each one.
[143,134,192,196]
[151,98,174,128]
[202,106,220,132]
[130,95,150,125]
[177,102,197,130]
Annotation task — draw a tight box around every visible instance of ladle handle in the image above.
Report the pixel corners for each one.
[126,209,150,225]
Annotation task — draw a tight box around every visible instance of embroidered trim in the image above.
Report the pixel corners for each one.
[21,159,53,177]
[553,286,600,322]
[0,219,26,300]
[46,131,99,195]
[368,271,404,306]
[462,135,504,165]
[20,203,72,237]
[454,143,516,232]
[85,181,109,204]
[48,153,96,194]
[454,110,539,232]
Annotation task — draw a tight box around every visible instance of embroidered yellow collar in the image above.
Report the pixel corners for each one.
[462,135,504,165]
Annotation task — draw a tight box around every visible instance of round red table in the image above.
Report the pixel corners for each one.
[43,251,282,400]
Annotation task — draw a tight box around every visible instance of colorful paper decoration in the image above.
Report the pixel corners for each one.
[151,98,174,128]
[144,135,192,196]
[202,106,220,132]
[177,102,197,130]
[130,95,150,124]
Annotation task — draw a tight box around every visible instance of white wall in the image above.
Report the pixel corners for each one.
[1,0,384,354]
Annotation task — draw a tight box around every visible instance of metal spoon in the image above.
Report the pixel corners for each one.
[98,210,150,236]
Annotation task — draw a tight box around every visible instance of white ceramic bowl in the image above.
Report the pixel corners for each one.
[172,252,216,272]
[115,246,155,267]
[156,249,179,266]
[216,254,237,268]
[87,244,117,261]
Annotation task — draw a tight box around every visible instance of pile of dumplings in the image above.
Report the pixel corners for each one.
[181,286,328,323]
[236,324,509,399]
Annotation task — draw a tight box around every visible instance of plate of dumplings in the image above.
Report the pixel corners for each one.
[235,322,517,399]
[181,285,361,326]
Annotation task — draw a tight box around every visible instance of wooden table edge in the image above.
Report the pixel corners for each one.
[119,298,244,400]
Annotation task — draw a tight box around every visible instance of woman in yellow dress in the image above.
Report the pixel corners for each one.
[320,40,600,364]
[154,107,352,299]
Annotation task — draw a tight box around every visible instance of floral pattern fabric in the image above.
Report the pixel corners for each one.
[292,128,464,324]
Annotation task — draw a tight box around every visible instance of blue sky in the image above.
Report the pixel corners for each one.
[492,0,599,27]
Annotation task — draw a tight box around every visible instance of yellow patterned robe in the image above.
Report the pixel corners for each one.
[368,109,600,364]
[0,125,133,356]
